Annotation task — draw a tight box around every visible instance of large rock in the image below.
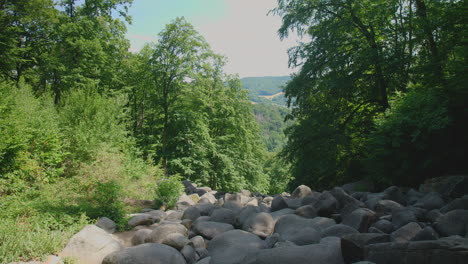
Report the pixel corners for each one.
[314,191,339,217]
[301,194,319,206]
[341,233,390,263]
[145,223,188,243]
[162,233,191,250]
[60,225,123,264]
[194,203,216,216]
[181,245,197,264]
[284,197,303,209]
[391,222,422,242]
[371,219,394,234]
[383,186,406,205]
[295,205,317,218]
[364,237,468,264]
[131,229,152,245]
[440,195,468,213]
[193,221,234,239]
[235,205,262,227]
[242,236,345,264]
[207,230,265,264]
[190,235,206,249]
[210,208,236,225]
[183,180,197,194]
[434,209,468,237]
[291,185,313,198]
[342,208,376,233]
[392,208,417,229]
[274,214,331,245]
[419,175,468,199]
[182,207,201,222]
[271,195,289,212]
[375,200,403,215]
[199,192,217,204]
[415,192,445,210]
[321,224,359,238]
[342,180,374,193]
[127,214,157,227]
[242,212,274,238]
[102,243,187,264]
[331,187,364,210]
[97,217,117,234]
[269,208,295,221]
[411,226,439,241]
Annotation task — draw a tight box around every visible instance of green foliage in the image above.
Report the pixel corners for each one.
[252,103,292,152]
[155,175,184,208]
[0,83,66,194]
[264,152,292,194]
[366,86,450,187]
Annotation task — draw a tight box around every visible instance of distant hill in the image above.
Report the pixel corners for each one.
[241,76,293,152]
[241,76,291,106]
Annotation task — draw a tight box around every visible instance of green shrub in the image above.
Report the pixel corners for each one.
[0,82,66,194]
[155,175,184,208]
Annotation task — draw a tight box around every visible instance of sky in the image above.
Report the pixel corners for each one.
[125,0,300,78]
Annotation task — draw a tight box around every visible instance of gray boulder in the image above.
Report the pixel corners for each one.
[182,207,201,222]
[127,214,156,227]
[342,180,374,193]
[331,187,364,210]
[271,195,289,212]
[291,185,312,198]
[269,208,295,221]
[208,230,265,264]
[162,233,191,250]
[391,222,422,242]
[146,210,167,222]
[295,205,317,218]
[60,225,123,264]
[102,243,187,264]
[342,208,376,233]
[193,203,216,216]
[383,186,406,205]
[131,229,152,246]
[440,196,468,213]
[145,223,188,243]
[284,197,303,209]
[97,217,117,234]
[301,194,319,206]
[392,208,417,229]
[190,235,206,249]
[415,192,445,210]
[434,209,468,237]
[181,245,197,264]
[235,205,261,227]
[242,212,274,238]
[341,233,390,263]
[241,236,344,264]
[411,226,439,241]
[375,200,403,215]
[210,208,236,225]
[320,224,359,238]
[314,191,338,217]
[371,219,394,234]
[193,221,234,239]
[419,175,468,199]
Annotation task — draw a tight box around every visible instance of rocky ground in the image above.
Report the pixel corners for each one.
[23,175,468,264]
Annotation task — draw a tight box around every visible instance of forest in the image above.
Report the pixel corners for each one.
[0,0,466,262]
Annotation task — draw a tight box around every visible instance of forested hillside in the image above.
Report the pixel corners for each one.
[241,76,290,105]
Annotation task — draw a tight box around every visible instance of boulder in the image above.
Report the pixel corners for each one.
[199,192,217,204]
[193,203,216,216]
[342,180,374,193]
[371,219,394,234]
[309,216,336,230]
[97,217,117,234]
[284,197,302,209]
[131,229,152,246]
[383,186,406,205]
[162,233,191,250]
[146,210,167,222]
[434,209,468,237]
[242,212,274,238]
[145,223,188,243]
[60,225,123,264]
[192,221,234,239]
[265,233,285,248]
[190,235,206,249]
[419,175,468,199]
[440,196,468,213]
[342,208,376,233]
[364,237,468,264]
[183,180,197,194]
[127,214,156,227]
[415,192,445,210]
[426,209,443,223]
[207,230,265,264]
[194,257,211,264]
[392,208,417,229]
[391,222,422,242]
[331,187,364,210]
[181,245,197,264]
[341,233,390,263]
[375,200,403,215]
[210,208,236,225]
[269,208,295,221]
[314,191,339,217]
[320,224,359,238]
[295,205,317,218]
[165,210,184,221]
[271,195,289,212]
[411,226,439,241]
[301,194,319,206]
[182,207,201,222]
[102,243,187,264]
[241,236,345,264]
[291,185,312,198]
[235,205,262,227]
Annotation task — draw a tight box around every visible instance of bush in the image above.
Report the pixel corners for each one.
[155,175,184,208]
[0,82,66,194]
[365,86,450,187]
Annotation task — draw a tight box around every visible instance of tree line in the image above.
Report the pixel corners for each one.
[274,0,467,189]
[0,1,279,194]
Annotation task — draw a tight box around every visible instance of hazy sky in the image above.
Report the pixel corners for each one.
[126,0,300,77]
